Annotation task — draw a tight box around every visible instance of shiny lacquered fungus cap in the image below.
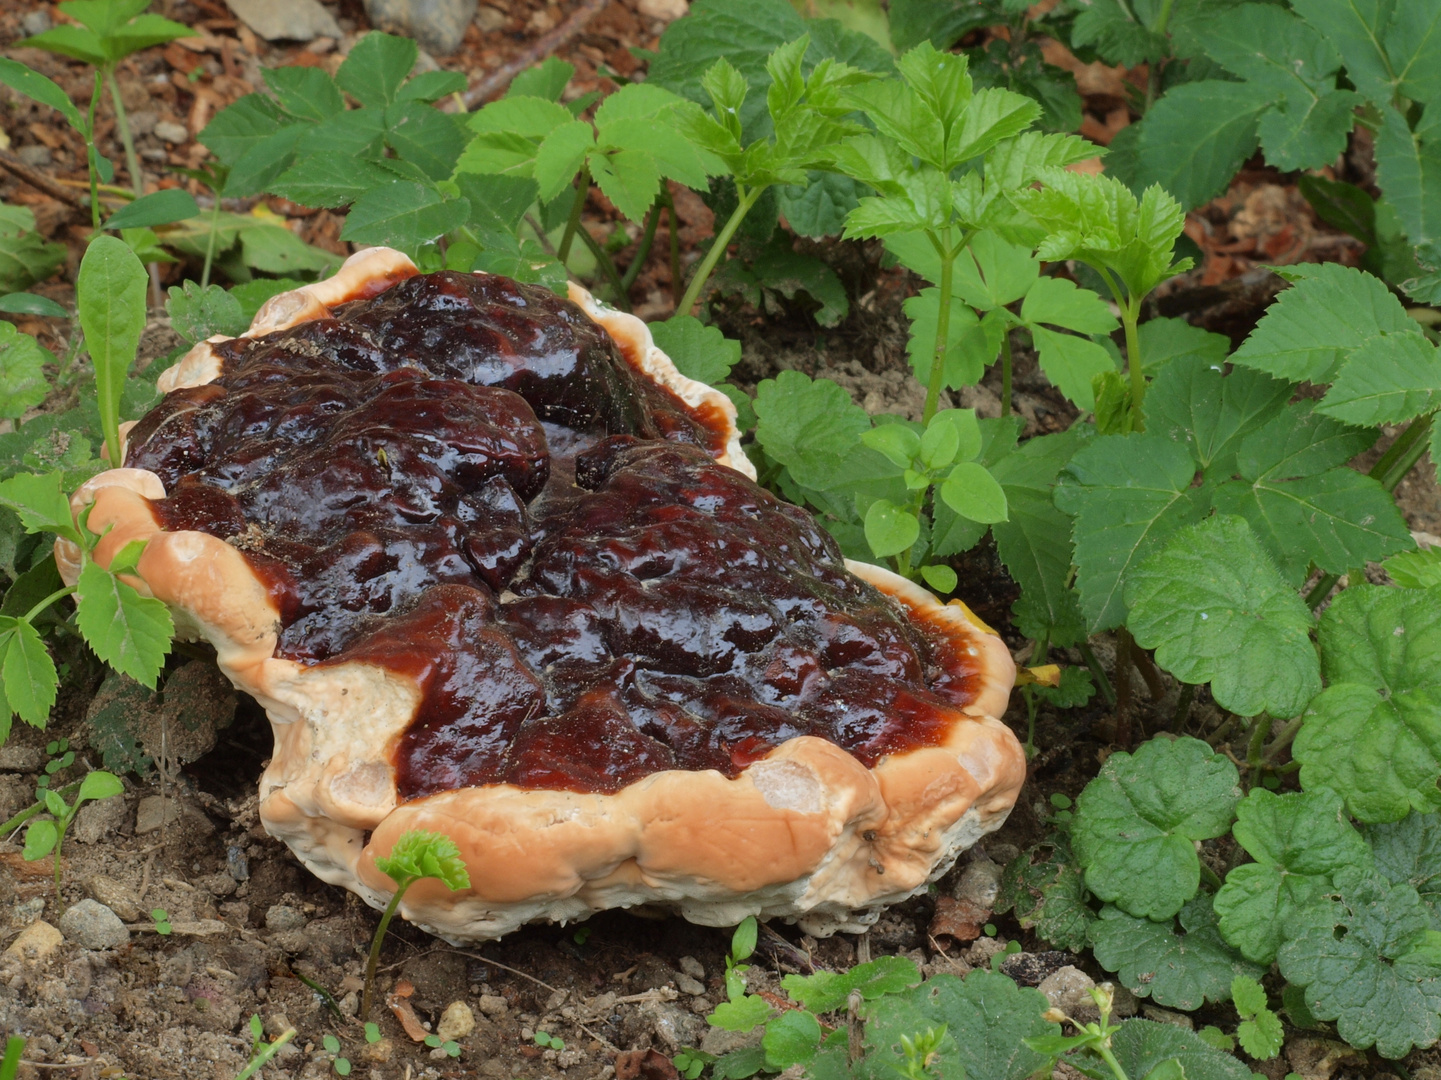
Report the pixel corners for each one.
[56,248,1023,942]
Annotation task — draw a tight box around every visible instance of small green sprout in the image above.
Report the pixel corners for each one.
[1,1036,24,1080]
[724,916,758,1001]
[673,1050,709,1079]
[361,830,470,1019]
[23,768,123,896]
[363,1023,381,1044]
[896,1025,948,1080]
[150,908,172,936]
[572,925,592,945]
[424,1034,461,1057]
[37,739,74,789]
[533,1031,564,1050]
[321,1033,350,1076]
[234,1015,296,1080]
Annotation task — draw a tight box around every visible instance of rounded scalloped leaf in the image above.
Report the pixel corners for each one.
[1124,514,1320,718]
[1072,735,1241,920]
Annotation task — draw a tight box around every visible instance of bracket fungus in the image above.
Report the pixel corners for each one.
[55,248,1023,942]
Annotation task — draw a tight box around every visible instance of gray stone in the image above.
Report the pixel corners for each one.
[1038,966,1097,1023]
[72,795,127,845]
[20,10,53,36]
[11,896,44,927]
[154,121,189,144]
[1141,1004,1193,1030]
[59,900,130,950]
[638,1001,703,1052]
[135,795,180,834]
[15,145,52,169]
[477,993,508,1017]
[0,745,43,772]
[677,955,705,980]
[363,0,477,55]
[225,0,342,42]
[264,904,306,932]
[473,4,506,31]
[86,875,141,923]
[675,973,705,997]
[953,858,1003,907]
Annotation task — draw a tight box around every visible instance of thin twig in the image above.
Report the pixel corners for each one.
[0,149,87,208]
[458,0,611,109]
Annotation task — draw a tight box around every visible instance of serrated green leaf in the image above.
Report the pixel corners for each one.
[0,323,53,422]
[1214,788,1373,964]
[1145,354,1290,477]
[1124,515,1320,717]
[903,289,992,390]
[237,224,339,276]
[1277,868,1441,1059]
[396,69,467,104]
[0,616,55,728]
[1072,735,1241,920]
[1294,585,1441,822]
[336,32,416,109]
[75,560,172,688]
[753,370,872,491]
[954,231,1038,310]
[761,1009,820,1068]
[1237,1008,1283,1059]
[649,316,741,387]
[0,472,80,544]
[1054,432,1206,633]
[164,282,246,345]
[1236,401,1375,481]
[1386,547,1441,590]
[373,829,470,890]
[1230,263,1413,383]
[1136,316,1229,375]
[1021,276,1117,336]
[198,93,287,166]
[1317,330,1441,426]
[997,837,1096,950]
[1029,326,1116,412]
[1069,0,1169,66]
[710,994,772,1033]
[782,956,920,1014]
[1365,810,1441,928]
[1230,975,1267,1019]
[262,65,343,122]
[779,173,860,238]
[531,121,594,204]
[1072,1020,1254,1080]
[0,205,65,296]
[339,184,469,252]
[1089,894,1264,1010]
[384,101,468,181]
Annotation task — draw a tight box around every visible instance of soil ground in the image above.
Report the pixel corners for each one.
[1,2,1439,1080]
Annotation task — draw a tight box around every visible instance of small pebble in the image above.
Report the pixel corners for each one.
[58,900,129,951]
[15,145,52,170]
[436,1001,475,1042]
[677,955,705,980]
[154,121,189,144]
[20,10,52,35]
[3,920,62,965]
[477,993,508,1017]
[85,875,140,923]
[11,896,45,927]
[264,904,306,932]
[675,973,705,997]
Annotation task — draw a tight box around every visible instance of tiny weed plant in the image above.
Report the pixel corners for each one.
[0,1036,23,1080]
[425,1034,461,1057]
[22,768,123,896]
[234,1015,296,1080]
[37,738,74,790]
[321,1034,350,1076]
[150,908,172,936]
[361,830,471,1019]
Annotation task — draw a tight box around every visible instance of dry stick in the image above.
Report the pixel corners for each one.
[458,0,612,109]
[0,149,87,208]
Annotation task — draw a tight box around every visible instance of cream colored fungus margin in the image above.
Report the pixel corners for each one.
[54,248,1024,943]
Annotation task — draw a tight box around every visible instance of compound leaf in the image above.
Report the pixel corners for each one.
[0,616,55,728]
[75,559,172,688]
[1318,330,1441,427]
[373,829,470,890]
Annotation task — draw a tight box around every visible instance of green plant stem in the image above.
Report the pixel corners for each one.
[1247,714,1274,784]
[1153,0,1178,35]
[1094,1044,1131,1080]
[574,225,631,312]
[0,779,81,839]
[677,183,763,317]
[1172,682,1194,729]
[53,814,70,898]
[1121,303,1144,431]
[23,586,75,624]
[1199,862,1223,890]
[1263,715,1305,764]
[0,1036,23,1080]
[923,229,958,425]
[1023,634,1051,757]
[999,329,1014,419]
[619,199,662,293]
[86,71,102,231]
[235,1030,296,1080]
[557,165,590,265]
[362,877,414,1020]
[1306,411,1435,607]
[105,68,144,198]
[1078,641,1117,705]
[200,195,223,289]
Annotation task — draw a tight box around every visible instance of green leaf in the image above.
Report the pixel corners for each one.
[1214,788,1373,963]
[1124,515,1320,717]
[1231,975,1267,1019]
[1294,585,1441,822]
[451,173,538,243]
[1109,81,1267,211]
[1365,810,1441,928]
[397,70,467,104]
[753,371,872,491]
[649,317,741,387]
[0,58,85,132]
[1277,868,1441,1059]
[1137,317,1230,375]
[1089,894,1264,1010]
[74,560,172,689]
[0,472,80,543]
[864,499,920,558]
[0,617,56,728]
[0,293,66,318]
[23,817,57,861]
[1020,276,1117,335]
[1317,330,1441,427]
[237,224,339,276]
[77,769,123,803]
[164,282,247,345]
[507,57,574,102]
[1374,105,1441,268]
[339,184,469,253]
[372,829,471,890]
[384,102,468,181]
[1054,432,1206,633]
[761,1010,820,1068]
[1074,1020,1254,1080]
[779,173,861,238]
[77,235,147,467]
[1237,1007,1284,1060]
[262,65,344,122]
[782,956,920,1014]
[1072,735,1241,920]
[1230,263,1413,384]
[198,94,287,166]
[532,121,595,203]
[1029,326,1116,412]
[1145,354,1290,477]
[102,190,200,232]
[710,994,771,1033]
[336,32,417,108]
[997,839,1096,950]
[954,231,1039,310]
[939,461,1008,524]
[0,323,53,421]
[0,204,66,295]
[1288,0,1393,103]
[1386,547,1441,590]
[904,288,992,390]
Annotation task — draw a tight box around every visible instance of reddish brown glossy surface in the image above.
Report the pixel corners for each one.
[127,272,986,797]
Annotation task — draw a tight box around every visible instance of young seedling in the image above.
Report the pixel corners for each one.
[672,1050,707,1080]
[895,1025,948,1080]
[22,768,124,896]
[234,1015,295,1080]
[321,1034,350,1076]
[363,1023,381,1045]
[360,830,470,1019]
[532,1031,563,1051]
[150,908,172,936]
[0,1036,23,1080]
[425,1034,461,1057]
[37,738,75,790]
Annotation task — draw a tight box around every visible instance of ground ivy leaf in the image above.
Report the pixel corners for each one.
[1317,329,1441,427]
[1124,515,1320,718]
[1294,585,1441,822]
[0,616,55,728]
[1365,810,1441,928]
[753,370,873,491]
[1072,735,1241,920]
[782,957,920,1014]
[1054,432,1206,633]
[164,282,246,345]
[1229,263,1413,384]
[1146,354,1290,478]
[74,560,172,689]
[1237,1008,1284,1060]
[1278,869,1441,1059]
[0,322,53,421]
[1214,788,1373,964]
[1089,894,1264,1010]
[1069,1019,1254,1080]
